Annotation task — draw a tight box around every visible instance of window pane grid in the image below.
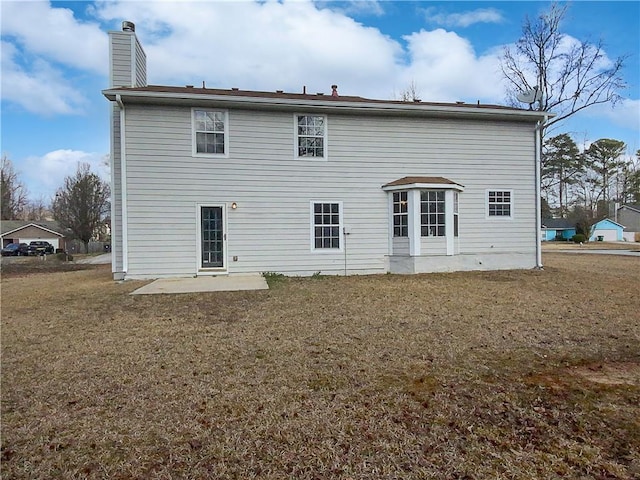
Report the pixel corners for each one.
[201,207,223,268]
[488,191,512,217]
[313,202,340,249]
[392,191,408,237]
[195,110,226,154]
[298,115,325,157]
[420,190,445,237]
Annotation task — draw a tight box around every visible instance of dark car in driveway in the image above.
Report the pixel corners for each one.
[28,241,55,256]
[1,243,29,256]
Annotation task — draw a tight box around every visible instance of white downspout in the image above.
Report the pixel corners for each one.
[535,115,548,269]
[116,94,128,274]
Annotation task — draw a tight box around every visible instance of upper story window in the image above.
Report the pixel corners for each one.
[487,190,512,218]
[296,115,326,159]
[393,191,408,237]
[420,191,445,236]
[193,109,228,156]
[311,202,342,250]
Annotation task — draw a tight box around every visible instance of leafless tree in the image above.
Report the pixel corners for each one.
[22,196,51,221]
[1,155,28,220]
[396,80,421,102]
[52,163,110,253]
[501,2,627,137]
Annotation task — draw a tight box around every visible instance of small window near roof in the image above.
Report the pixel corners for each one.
[296,115,326,159]
[487,190,512,217]
[193,109,228,156]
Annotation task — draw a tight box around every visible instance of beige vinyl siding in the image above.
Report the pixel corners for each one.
[134,37,146,87]
[122,104,536,277]
[392,238,410,255]
[618,208,640,231]
[110,107,124,271]
[421,237,447,255]
[109,32,133,88]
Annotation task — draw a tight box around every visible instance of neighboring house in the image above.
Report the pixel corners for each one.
[617,204,640,241]
[103,22,549,280]
[541,218,576,241]
[589,218,625,242]
[0,221,67,251]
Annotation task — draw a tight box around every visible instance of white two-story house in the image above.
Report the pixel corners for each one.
[104,22,548,280]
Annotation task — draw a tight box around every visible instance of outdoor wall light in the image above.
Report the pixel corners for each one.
[231,202,238,209]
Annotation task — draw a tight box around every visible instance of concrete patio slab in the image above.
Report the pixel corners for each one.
[131,273,269,295]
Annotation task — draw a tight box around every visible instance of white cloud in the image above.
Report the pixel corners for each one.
[1,41,87,115]
[318,0,385,17]
[584,99,640,138]
[606,99,640,132]
[400,29,505,102]
[0,1,107,74]
[23,150,109,200]
[423,7,504,28]
[1,1,107,114]
[94,0,403,98]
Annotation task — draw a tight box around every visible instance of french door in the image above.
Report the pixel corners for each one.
[199,206,225,269]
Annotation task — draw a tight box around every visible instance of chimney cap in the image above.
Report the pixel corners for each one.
[122,21,135,32]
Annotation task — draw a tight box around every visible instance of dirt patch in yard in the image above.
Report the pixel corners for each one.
[1,253,639,479]
[572,362,640,386]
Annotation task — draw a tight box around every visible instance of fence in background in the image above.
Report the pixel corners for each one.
[64,240,111,254]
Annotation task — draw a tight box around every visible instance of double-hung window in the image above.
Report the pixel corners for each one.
[312,202,341,250]
[296,115,326,159]
[393,191,408,237]
[487,190,512,217]
[193,109,228,156]
[420,191,445,236]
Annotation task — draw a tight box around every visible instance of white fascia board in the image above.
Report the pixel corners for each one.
[1,223,65,237]
[382,183,465,192]
[102,89,550,122]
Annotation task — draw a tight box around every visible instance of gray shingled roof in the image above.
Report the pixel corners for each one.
[542,218,575,229]
[111,85,520,111]
[1,220,66,236]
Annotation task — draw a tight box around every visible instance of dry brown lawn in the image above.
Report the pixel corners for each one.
[1,254,639,479]
[542,241,640,251]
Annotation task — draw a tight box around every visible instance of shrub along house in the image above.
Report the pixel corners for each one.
[104,22,549,280]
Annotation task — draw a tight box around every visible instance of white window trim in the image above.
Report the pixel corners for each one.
[192,108,230,158]
[486,189,514,219]
[419,190,446,238]
[310,200,343,252]
[195,203,228,275]
[392,191,409,238]
[294,114,328,161]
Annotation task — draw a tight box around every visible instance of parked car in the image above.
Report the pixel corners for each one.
[1,243,29,256]
[28,241,55,256]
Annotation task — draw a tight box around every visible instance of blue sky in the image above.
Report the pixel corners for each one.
[1,0,639,202]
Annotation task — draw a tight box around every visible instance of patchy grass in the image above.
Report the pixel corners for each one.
[1,255,92,277]
[2,254,639,479]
